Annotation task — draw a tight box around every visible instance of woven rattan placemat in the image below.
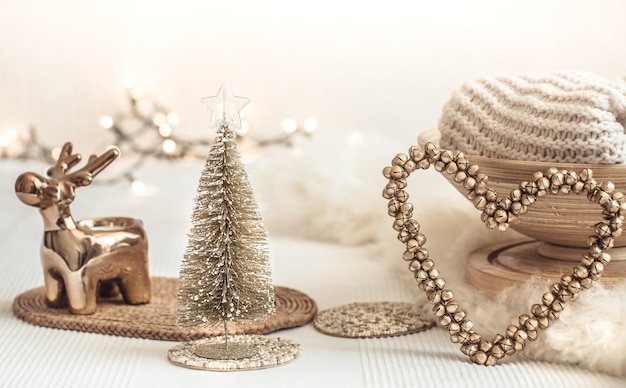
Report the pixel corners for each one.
[13,277,317,341]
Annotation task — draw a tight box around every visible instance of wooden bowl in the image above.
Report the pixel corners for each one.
[418,129,626,261]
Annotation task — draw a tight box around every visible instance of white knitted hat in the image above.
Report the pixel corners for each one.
[438,71,626,164]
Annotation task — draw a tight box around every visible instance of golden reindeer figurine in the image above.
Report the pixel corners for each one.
[15,142,151,314]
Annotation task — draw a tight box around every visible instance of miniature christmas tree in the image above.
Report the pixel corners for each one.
[176,83,274,357]
[169,84,301,370]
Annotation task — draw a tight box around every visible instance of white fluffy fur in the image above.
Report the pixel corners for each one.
[248,132,626,377]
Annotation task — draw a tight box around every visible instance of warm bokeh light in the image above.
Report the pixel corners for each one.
[167,112,180,126]
[100,116,114,129]
[131,179,146,195]
[162,138,177,154]
[0,128,18,147]
[159,124,172,137]
[122,74,136,89]
[152,112,166,126]
[281,118,298,133]
[303,118,318,134]
[1,79,318,186]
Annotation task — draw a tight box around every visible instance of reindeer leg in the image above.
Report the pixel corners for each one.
[118,254,151,305]
[41,250,67,308]
[119,275,151,305]
[65,270,98,315]
[43,269,66,308]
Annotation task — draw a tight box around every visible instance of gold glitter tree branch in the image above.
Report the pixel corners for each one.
[176,124,275,343]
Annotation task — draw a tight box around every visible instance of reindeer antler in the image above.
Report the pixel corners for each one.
[47,142,121,187]
[47,143,82,180]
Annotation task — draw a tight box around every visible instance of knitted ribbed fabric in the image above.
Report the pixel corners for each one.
[438,71,626,164]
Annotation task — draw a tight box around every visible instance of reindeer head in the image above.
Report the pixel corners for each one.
[15,142,120,211]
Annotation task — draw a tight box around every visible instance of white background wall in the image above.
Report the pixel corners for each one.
[1,0,626,153]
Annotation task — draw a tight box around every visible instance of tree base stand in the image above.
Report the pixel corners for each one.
[168,335,302,371]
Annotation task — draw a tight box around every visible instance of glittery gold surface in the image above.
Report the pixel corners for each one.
[177,125,274,329]
[193,342,257,360]
[314,302,434,338]
[168,335,302,371]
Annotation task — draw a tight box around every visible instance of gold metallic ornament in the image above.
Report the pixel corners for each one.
[383,142,624,366]
[15,142,150,315]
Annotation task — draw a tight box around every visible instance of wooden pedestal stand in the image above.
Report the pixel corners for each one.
[466,239,626,297]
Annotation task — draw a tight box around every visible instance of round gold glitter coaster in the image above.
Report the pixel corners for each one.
[168,335,302,371]
[313,301,434,338]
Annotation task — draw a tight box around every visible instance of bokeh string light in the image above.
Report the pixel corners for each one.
[1,76,317,194]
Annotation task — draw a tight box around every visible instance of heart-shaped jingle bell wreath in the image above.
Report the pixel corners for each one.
[382,142,625,366]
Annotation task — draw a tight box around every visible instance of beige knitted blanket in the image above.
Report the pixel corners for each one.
[438,71,626,164]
